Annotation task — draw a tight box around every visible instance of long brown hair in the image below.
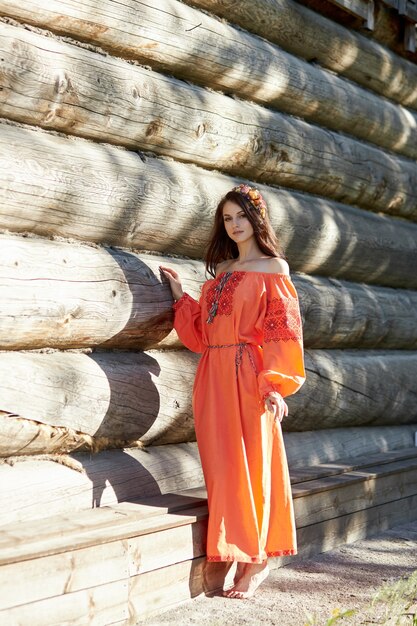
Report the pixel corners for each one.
[205,190,284,277]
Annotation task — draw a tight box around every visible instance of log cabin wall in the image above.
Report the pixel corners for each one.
[0,0,417,521]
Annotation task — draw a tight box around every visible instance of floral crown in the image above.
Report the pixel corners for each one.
[232,183,267,218]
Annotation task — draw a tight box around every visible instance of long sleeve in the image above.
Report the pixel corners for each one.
[257,274,306,399]
[172,292,204,353]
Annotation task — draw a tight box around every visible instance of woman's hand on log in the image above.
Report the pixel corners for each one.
[265,391,288,423]
[159,266,184,302]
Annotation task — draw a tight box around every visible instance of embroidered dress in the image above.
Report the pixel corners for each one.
[173,271,306,563]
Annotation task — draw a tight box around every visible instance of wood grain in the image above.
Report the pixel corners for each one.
[0,444,205,526]
[1,455,417,622]
[0,541,128,610]
[0,350,416,457]
[0,581,128,626]
[0,0,416,160]
[1,124,417,290]
[2,234,417,352]
[183,0,417,110]
[0,350,200,445]
[289,349,417,431]
[1,427,415,525]
[1,24,417,219]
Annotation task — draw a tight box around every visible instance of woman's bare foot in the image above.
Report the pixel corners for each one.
[234,562,247,585]
[222,562,247,596]
[223,561,269,599]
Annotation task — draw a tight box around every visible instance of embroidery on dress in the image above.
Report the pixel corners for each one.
[172,292,194,311]
[206,271,245,324]
[264,297,302,342]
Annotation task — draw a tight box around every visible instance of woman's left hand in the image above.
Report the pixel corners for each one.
[265,391,288,423]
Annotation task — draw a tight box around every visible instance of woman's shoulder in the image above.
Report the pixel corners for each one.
[215,256,290,277]
[257,257,290,275]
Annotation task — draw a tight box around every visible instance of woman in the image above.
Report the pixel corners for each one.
[160,183,306,599]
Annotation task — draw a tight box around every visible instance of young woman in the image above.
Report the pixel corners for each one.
[160,183,306,599]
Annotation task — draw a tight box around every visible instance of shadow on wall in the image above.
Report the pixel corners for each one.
[2,125,417,292]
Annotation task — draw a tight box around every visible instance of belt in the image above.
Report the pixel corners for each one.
[207,342,258,378]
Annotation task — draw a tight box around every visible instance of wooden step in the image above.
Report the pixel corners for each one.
[1,450,417,624]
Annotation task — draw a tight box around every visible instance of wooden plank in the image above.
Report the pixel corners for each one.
[293,460,417,526]
[289,446,417,483]
[328,0,370,20]
[0,580,128,626]
[405,21,417,52]
[0,1,416,160]
[0,504,207,566]
[0,541,128,610]
[2,486,416,625]
[1,427,415,527]
[1,25,417,219]
[270,492,417,569]
[128,494,417,618]
[2,452,417,566]
[129,556,230,621]
[183,0,417,111]
[128,518,208,575]
[3,234,417,353]
[2,125,417,291]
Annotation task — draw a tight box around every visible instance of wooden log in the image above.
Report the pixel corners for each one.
[1,125,417,291]
[284,426,417,469]
[289,349,417,431]
[0,234,183,351]
[300,0,417,63]
[1,24,417,219]
[0,444,205,526]
[0,350,416,456]
[2,446,417,563]
[2,234,417,352]
[182,0,417,111]
[0,411,105,456]
[0,1,416,161]
[295,273,417,349]
[0,350,200,446]
[0,426,415,525]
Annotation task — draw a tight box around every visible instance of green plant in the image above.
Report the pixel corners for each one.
[303,607,357,626]
[370,570,417,625]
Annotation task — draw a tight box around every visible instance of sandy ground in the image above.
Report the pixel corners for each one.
[141,519,417,626]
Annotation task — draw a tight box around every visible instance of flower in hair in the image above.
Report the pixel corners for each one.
[232,183,267,218]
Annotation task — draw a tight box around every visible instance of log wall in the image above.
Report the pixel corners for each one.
[0,23,417,220]
[2,234,417,351]
[0,0,416,160]
[0,0,416,521]
[1,124,417,289]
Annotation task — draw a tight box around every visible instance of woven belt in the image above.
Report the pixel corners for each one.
[207,342,258,378]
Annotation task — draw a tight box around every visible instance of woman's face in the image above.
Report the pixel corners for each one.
[222,200,254,243]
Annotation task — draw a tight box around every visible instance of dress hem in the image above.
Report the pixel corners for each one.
[206,549,297,563]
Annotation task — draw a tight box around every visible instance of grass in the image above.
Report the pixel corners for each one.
[303,570,417,626]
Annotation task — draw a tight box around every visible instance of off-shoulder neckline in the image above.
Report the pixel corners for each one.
[215,270,291,278]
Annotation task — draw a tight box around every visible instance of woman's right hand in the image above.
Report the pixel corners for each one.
[159,266,184,302]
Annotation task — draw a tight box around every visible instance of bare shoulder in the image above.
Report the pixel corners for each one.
[260,257,290,275]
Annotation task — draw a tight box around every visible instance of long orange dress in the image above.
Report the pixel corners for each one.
[172,270,306,563]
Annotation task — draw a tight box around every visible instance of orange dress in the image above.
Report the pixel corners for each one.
[173,270,306,563]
